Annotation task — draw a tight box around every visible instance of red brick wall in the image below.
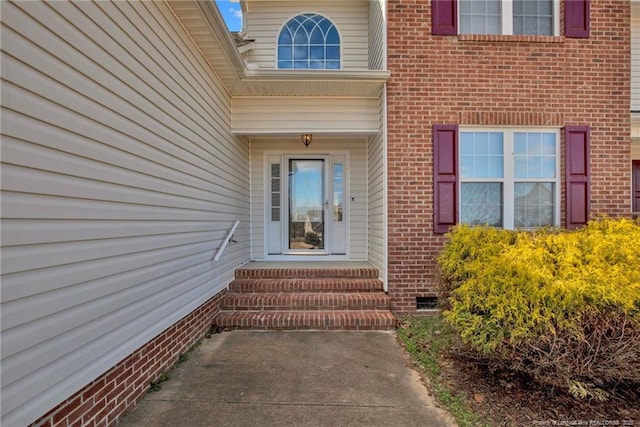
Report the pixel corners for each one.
[386,0,631,314]
[31,290,226,427]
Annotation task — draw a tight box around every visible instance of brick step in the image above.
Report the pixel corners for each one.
[221,292,391,311]
[215,310,396,331]
[235,267,379,279]
[228,278,384,293]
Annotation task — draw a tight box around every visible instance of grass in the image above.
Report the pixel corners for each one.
[147,339,203,393]
[397,316,490,427]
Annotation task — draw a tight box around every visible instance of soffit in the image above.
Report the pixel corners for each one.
[232,69,389,97]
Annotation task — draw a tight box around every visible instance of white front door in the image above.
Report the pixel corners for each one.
[266,153,347,258]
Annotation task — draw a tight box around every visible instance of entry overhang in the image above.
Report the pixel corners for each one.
[167,1,389,99]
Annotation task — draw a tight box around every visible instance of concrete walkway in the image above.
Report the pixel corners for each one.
[118,331,456,427]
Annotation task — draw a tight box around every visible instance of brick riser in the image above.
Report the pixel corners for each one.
[215,267,396,331]
[222,293,391,310]
[229,278,384,293]
[234,267,380,279]
[215,310,395,330]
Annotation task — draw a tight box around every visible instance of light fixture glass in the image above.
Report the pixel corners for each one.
[301,133,313,147]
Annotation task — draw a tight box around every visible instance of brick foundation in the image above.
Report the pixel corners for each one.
[30,290,226,427]
[386,0,631,315]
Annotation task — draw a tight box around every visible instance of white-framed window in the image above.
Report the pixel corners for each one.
[459,0,559,36]
[277,14,340,69]
[459,128,560,229]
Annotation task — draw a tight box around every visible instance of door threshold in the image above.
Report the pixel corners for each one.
[261,255,349,262]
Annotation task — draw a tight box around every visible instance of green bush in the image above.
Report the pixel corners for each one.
[439,218,640,400]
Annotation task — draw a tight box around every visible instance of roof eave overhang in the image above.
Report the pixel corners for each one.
[169,1,389,98]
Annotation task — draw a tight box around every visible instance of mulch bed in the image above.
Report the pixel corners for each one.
[437,349,639,426]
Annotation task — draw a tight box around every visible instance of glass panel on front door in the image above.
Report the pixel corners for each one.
[288,159,325,250]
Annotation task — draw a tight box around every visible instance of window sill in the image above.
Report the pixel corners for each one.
[458,34,564,44]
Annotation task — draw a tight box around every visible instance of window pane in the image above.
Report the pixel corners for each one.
[539,0,552,15]
[514,133,527,155]
[460,132,503,178]
[294,45,308,60]
[486,0,500,14]
[271,163,281,222]
[326,27,340,44]
[489,156,503,177]
[310,46,324,59]
[309,27,324,44]
[524,16,538,34]
[461,155,475,178]
[542,133,556,154]
[333,164,343,222]
[513,16,524,33]
[461,183,503,227]
[278,46,292,60]
[487,15,501,34]
[472,0,485,13]
[527,133,542,155]
[460,0,501,34]
[302,17,316,33]
[538,17,552,35]
[460,15,472,33]
[271,164,280,178]
[514,182,554,227]
[325,60,340,69]
[542,157,556,178]
[514,132,556,179]
[293,28,308,44]
[472,15,487,32]
[525,0,537,14]
[526,156,543,178]
[513,0,524,14]
[514,0,553,35]
[326,45,340,60]
[278,30,292,44]
[319,18,332,34]
[460,133,475,155]
[475,133,489,154]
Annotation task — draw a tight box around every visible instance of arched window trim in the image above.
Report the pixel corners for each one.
[275,12,342,70]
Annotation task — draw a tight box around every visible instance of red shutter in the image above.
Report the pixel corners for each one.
[432,0,457,35]
[433,125,458,233]
[565,126,590,229]
[565,0,590,38]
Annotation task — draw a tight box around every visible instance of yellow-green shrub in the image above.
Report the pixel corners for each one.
[439,218,640,400]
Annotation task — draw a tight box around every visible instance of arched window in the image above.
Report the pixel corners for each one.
[278,14,340,69]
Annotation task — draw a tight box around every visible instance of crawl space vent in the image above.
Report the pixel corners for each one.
[416,296,438,310]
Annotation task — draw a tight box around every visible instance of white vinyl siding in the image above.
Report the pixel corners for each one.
[367,92,386,275]
[244,0,369,69]
[250,139,367,260]
[232,97,380,134]
[368,0,386,71]
[1,1,249,425]
[632,17,640,111]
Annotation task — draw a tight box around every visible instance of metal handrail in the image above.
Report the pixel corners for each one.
[214,220,240,261]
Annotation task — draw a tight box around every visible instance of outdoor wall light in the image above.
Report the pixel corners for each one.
[301,133,313,147]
